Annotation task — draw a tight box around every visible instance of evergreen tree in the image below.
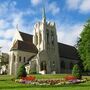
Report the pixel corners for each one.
[77,20,90,71]
[16,64,27,79]
[72,64,82,79]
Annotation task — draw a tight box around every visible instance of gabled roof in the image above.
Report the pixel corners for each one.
[11,31,80,60]
[58,43,80,60]
[19,31,33,44]
[11,40,38,53]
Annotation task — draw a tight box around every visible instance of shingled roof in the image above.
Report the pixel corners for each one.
[19,31,33,44]
[11,31,38,53]
[11,40,38,53]
[58,43,80,60]
[11,31,80,60]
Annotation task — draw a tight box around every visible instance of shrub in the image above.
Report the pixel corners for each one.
[72,64,82,79]
[16,64,27,79]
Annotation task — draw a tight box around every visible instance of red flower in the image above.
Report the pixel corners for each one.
[65,75,76,81]
[21,76,36,81]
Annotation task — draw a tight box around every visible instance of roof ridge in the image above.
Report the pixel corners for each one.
[58,42,75,48]
[19,31,33,36]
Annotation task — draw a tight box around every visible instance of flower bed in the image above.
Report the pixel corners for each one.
[15,75,87,86]
[21,76,36,81]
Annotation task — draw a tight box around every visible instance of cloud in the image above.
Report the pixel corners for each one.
[0,1,29,52]
[0,28,16,53]
[0,30,4,38]
[0,1,8,15]
[0,0,17,17]
[24,8,36,15]
[0,39,12,53]
[57,23,83,45]
[0,19,10,30]
[0,20,5,27]
[0,1,38,53]
[30,0,60,15]
[66,0,81,10]
[4,29,16,39]
[0,13,28,52]
[66,0,90,13]
[11,13,23,28]
[79,0,90,13]
[31,0,41,6]
[48,2,60,15]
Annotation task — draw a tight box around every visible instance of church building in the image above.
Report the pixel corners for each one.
[9,2,80,75]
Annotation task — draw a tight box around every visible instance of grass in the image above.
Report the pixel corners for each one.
[0,74,90,90]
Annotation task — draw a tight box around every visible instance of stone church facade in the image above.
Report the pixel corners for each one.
[9,4,80,75]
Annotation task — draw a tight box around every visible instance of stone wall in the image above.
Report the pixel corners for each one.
[9,50,36,75]
[60,57,78,73]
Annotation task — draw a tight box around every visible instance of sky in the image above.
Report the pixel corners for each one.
[0,0,90,53]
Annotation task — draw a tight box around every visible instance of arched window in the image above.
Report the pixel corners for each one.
[61,61,65,69]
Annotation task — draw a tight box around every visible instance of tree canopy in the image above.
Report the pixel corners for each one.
[77,20,90,71]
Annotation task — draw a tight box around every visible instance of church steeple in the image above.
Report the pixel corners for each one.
[42,0,46,22]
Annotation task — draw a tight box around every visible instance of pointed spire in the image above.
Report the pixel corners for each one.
[42,0,46,22]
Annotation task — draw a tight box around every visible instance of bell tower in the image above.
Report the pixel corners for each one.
[33,0,46,51]
[33,0,60,74]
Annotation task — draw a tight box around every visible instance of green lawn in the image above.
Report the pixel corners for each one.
[0,75,90,90]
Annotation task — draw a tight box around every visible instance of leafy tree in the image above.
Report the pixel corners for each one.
[72,64,82,79]
[77,20,90,71]
[16,64,27,79]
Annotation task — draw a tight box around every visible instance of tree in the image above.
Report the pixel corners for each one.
[77,20,90,71]
[72,64,82,79]
[16,64,27,79]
